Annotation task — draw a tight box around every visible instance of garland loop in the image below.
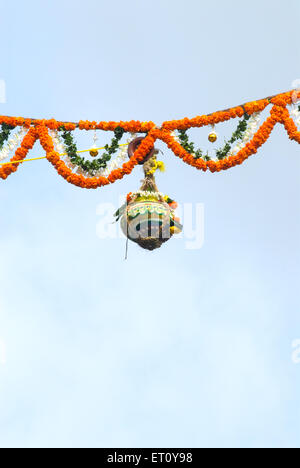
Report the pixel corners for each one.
[60,126,125,175]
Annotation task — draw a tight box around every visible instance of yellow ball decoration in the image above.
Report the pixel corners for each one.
[89,149,99,157]
[170,225,182,235]
[208,132,218,143]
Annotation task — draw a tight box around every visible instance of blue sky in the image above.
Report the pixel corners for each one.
[0,0,299,448]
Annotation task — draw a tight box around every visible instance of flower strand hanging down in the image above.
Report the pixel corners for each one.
[0,127,27,162]
[288,104,300,128]
[49,129,65,155]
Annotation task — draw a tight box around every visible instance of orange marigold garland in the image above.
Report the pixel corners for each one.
[0,89,299,187]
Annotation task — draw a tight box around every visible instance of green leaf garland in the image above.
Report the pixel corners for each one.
[0,123,15,150]
[59,126,126,175]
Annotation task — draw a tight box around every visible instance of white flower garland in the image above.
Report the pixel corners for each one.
[290,105,300,127]
[171,131,180,143]
[49,130,65,155]
[0,127,27,162]
[228,112,261,157]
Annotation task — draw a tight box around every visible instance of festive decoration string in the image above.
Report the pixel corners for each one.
[0,126,27,161]
[0,90,299,188]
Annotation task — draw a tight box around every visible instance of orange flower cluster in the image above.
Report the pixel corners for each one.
[78,120,155,133]
[0,90,299,187]
[161,100,271,131]
[0,116,32,128]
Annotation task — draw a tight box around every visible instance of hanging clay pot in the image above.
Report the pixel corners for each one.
[127,137,156,165]
[121,199,176,251]
[119,139,182,251]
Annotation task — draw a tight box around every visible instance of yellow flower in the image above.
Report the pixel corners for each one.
[156,161,166,172]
